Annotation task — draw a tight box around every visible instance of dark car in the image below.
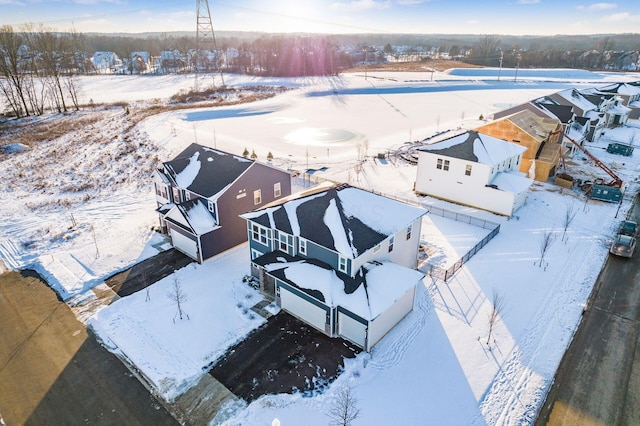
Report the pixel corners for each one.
[610,234,636,258]
[618,220,638,238]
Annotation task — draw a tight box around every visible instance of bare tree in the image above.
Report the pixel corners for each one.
[167,277,189,322]
[537,230,554,269]
[486,289,506,346]
[561,204,578,242]
[326,384,360,426]
[0,25,30,117]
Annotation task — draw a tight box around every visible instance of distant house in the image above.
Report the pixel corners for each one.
[91,51,122,74]
[241,183,426,352]
[475,110,564,183]
[415,130,531,217]
[159,50,186,73]
[547,89,606,141]
[592,82,640,120]
[153,143,292,263]
[130,51,150,74]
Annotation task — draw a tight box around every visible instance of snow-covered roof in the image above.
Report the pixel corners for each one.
[165,199,219,235]
[163,143,253,199]
[243,185,426,258]
[608,104,632,115]
[554,89,597,112]
[419,130,526,165]
[489,171,532,194]
[259,252,423,320]
[597,82,640,96]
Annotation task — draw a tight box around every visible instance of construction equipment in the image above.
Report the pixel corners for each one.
[554,131,623,202]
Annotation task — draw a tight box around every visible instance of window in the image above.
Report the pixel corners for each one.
[443,160,450,171]
[279,232,293,253]
[251,223,271,246]
[298,238,307,255]
[274,182,281,198]
[465,165,472,176]
[207,200,215,213]
[436,158,443,169]
[388,236,394,253]
[254,189,262,205]
[373,244,381,253]
[172,187,181,203]
[185,191,191,201]
[251,249,262,260]
[406,224,412,241]
[338,256,348,274]
[155,183,168,199]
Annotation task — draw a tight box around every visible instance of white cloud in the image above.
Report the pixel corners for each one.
[330,0,392,12]
[576,2,617,12]
[601,11,640,23]
[465,19,479,25]
[516,0,540,4]
[0,0,26,5]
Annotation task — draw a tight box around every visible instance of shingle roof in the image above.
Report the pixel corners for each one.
[419,130,526,165]
[243,185,425,257]
[163,143,253,199]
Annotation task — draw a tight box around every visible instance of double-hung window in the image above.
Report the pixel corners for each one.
[406,224,412,240]
[338,256,348,274]
[298,238,307,255]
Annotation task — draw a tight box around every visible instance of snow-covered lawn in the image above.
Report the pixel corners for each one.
[2,68,640,425]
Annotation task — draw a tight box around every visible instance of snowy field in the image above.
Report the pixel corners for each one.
[2,67,640,425]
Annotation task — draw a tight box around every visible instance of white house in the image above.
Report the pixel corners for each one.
[415,130,532,217]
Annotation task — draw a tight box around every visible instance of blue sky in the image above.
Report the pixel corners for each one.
[2,0,640,35]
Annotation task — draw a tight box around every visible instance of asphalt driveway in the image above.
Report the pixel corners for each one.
[209,311,361,403]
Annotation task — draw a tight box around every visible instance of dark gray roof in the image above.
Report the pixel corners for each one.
[245,184,425,257]
[253,251,365,301]
[419,130,479,162]
[163,143,253,198]
[536,103,575,123]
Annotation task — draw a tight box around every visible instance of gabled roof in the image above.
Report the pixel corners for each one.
[243,185,426,258]
[596,82,640,96]
[256,251,423,321]
[165,199,219,235]
[502,110,561,141]
[419,130,526,165]
[535,102,575,123]
[554,89,597,112]
[163,143,253,199]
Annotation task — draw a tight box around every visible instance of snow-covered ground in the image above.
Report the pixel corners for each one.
[2,68,640,425]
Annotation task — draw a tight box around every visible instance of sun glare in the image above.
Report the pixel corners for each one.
[272,1,326,33]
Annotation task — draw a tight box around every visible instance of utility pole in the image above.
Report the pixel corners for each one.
[195,0,225,91]
[514,53,521,83]
[498,50,503,81]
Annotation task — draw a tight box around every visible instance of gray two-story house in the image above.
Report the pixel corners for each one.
[153,143,292,263]
[241,183,426,352]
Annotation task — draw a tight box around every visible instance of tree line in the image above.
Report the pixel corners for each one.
[2,24,639,118]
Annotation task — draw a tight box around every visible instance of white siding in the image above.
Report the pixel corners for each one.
[280,287,326,332]
[338,312,367,348]
[367,285,416,351]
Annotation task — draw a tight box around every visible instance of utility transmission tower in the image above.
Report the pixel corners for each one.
[195,0,225,91]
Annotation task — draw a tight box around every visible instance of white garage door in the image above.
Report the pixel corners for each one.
[280,287,326,332]
[338,312,367,348]
[170,229,198,260]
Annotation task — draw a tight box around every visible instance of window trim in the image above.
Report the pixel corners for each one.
[251,222,271,246]
[298,237,307,255]
[465,164,472,176]
[406,224,413,241]
[254,189,262,205]
[388,235,395,253]
[274,182,281,198]
[338,255,348,274]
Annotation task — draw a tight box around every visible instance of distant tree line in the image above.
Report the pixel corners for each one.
[2,25,639,118]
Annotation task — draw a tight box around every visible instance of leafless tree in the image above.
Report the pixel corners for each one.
[486,289,506,346]
[561,204,578,242]
[167,277,189,322]
[326,384,360,426]
[537,230,554,269]
[0,25,30,117]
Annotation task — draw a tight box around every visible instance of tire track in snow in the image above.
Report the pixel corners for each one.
[474,233,607,426]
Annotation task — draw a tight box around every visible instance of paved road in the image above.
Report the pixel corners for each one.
[0,270,178,425]
[536,196,640,426]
